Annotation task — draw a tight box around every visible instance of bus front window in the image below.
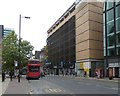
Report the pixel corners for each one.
[29,66,39,72]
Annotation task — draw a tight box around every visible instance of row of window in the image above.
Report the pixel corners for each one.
[47,16,76,66]
[104,2,120,57]
[104,0,120,10]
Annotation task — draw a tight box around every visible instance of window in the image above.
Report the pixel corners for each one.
[116,46,120,55]
[116,5,120,18]
[29,66,39,72]
[116,32,120,45]
[116,0,120,5]
[108,47,115,56]
[107,9,114,22]
[107,34,115,46]
[107,1,114,10]
[29,60,40,64]
[107,21,114,34]
[116,18,120,32]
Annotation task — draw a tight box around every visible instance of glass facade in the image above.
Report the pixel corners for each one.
[47,16,75,74]
[103,1,120,77]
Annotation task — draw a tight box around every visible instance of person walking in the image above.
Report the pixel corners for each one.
[2,71,5,82]
[84,71,87,77]
[9,71,13,81]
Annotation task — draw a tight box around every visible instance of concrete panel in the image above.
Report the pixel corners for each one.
[75,2,88,14]
[89,40,103,50]
[76,21,89,35]
[89,11,103,23]
[76,40,89,52]
[76,31,89,44]
[89,21,103,32]
[76,12,89,27]
[89,1,103,8]
[89,30,103,41]
[76,4,89,20]
[76,49,90,60]
[89,4,103,15]
[89,49,104,59]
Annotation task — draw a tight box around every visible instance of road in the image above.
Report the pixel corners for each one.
[27,75,118,95]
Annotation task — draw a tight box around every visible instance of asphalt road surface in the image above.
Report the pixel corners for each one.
[27,75,118,95]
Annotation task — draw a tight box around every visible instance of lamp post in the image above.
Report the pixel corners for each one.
[18,14,30,82]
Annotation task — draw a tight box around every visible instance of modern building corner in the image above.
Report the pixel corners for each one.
[75,0,104,77]
[46,0,120,78]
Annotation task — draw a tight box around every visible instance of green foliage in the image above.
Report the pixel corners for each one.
[2,31,34,71]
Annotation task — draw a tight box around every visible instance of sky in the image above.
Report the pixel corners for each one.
[0,0,75,52]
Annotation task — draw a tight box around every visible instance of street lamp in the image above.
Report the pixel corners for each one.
[18,14,30,82]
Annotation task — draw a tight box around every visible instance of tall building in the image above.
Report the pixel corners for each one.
[103,1,120,77]
[47,2,76,75]
[0,25,4,73]
[75,1,103,77]
[47,0,103,77]
[0,25,4,42]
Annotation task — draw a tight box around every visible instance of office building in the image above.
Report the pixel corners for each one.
[103,1,120,77]
[0,25,4,42]
[47,0,103,77]
[0,25,4,73]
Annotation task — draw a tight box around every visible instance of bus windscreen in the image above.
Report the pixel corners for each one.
[28,61,40,64]
[29,66,39,72]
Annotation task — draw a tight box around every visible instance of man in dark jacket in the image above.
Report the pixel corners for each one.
[2,71,5,82]
[9,71,13,81]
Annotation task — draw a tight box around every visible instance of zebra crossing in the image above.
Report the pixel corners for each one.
[44,88,65,93]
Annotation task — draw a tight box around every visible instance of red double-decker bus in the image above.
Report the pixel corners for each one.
[26,59,41,79]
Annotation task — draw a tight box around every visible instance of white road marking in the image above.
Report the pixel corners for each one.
[44,88,64,93]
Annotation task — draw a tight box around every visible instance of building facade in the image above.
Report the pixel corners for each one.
[0,25,4,73]
[0,25,4,42]
[103,0,120,77]
[47,0,103,77]
[75,1,103,77]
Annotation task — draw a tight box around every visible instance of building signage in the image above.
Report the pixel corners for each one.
[80,62,83,69]
[109,63,120,67]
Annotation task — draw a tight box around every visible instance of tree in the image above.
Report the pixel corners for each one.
[19,40,34,67]
[2,31,34,71]
[2,31,18,71]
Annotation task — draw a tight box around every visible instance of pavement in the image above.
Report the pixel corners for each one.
[0,75,119,95]
[1,76,29,95]
[0,75,9,96]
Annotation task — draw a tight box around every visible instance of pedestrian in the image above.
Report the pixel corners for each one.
[9,71,13,81]
[40,72,43,78]
[97,72,100,79]
[2,71,5,82]
[84,71,87,77]
[95,71,98,78]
